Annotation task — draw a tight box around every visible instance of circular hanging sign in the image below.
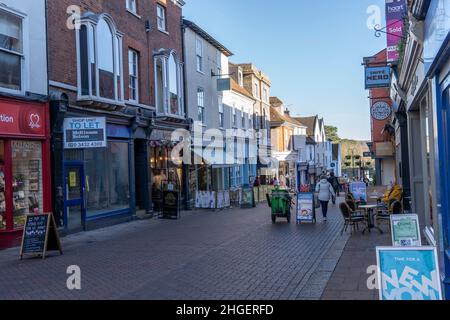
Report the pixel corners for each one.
[371,101,392,121]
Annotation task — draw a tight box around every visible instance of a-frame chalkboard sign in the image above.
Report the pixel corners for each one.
[20,213,63,260]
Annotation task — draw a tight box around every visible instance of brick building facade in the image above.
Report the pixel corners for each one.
[47,0,187,232]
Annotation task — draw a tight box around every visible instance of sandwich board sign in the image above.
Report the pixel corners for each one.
[20,213,63,260]
[376,247,442,300]
[390,214,422,247]
[296,193,316,223]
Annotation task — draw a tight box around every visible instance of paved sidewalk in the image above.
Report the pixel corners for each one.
[0,201,350,300]
[321,228,391,300]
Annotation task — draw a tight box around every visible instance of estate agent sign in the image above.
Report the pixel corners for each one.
[376,247,442,300]
[64,117,107,149]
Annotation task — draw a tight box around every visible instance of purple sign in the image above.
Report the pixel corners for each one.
[386,0,407,62]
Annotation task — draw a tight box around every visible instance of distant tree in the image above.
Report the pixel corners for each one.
[325,125,341,142]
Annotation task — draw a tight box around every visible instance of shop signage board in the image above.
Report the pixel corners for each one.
[63,117,107,149]
[241,187,255,208]
[371,101,392,121]
[350,182,367,201]
[376,247,442,300]
[296,193,315,223]
[162,191,180,219]
[0,100,45,137]
[20,213,63,259]
[390,214,422,247]
[386,0,407,62]
[365,66,391,89]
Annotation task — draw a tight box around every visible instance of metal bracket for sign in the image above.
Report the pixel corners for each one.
[374,20,408,40]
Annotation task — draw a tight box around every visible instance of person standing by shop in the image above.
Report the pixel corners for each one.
[315,175,336,222]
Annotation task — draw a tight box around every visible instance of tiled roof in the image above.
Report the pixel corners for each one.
[270,107,306,128]
[230,78,254,100]
[294,116,317,136]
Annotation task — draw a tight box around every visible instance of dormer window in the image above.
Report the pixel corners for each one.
[77,14,124,104]
[238,68,243,87]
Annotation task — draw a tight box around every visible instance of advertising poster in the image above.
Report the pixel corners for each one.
[350,182,367,201]
[390,214,422,247]
[241,187,255,208]
[376,247,442,300]
[63,117,107,149]
[297,193,314,222]
[385,0,407,62]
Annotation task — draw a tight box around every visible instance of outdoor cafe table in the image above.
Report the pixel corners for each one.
[358,204,384,234]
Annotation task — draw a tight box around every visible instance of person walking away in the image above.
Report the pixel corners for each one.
[328,172,340,204]
[316,175,336,222]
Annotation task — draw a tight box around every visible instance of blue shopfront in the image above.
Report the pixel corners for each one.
[62,123,133,232]
[424,0,450,299]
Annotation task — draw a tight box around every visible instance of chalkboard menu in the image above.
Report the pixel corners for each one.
[162,191,180,219]
[20,213,63,259]
[241,187,255,208]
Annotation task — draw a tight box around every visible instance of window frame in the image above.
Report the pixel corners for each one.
[0,6,29,96]
[156,4,167,32]
[128,48,139,102]
[197,87,205,123]
[196,37,204,73]
[154,51,184,118]
[76,14,125,105]
[126,0,138,15]
[218,96,224,128]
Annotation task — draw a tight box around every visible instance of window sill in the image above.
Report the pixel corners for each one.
[158,28,169,36]
[197,70,205,75]
[126,9,141,19]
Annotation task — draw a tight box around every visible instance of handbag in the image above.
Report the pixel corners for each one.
[314,194,321,209]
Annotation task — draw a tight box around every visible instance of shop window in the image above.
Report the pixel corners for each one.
[154,52,184,117]
[84,141,130,217]
[0,140,5,230]
[11,141,43,228]
[0,8,24,93]
[78,14,124,104]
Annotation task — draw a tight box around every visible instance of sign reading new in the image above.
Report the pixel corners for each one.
[365,66,391,89]
[64,117,107,149]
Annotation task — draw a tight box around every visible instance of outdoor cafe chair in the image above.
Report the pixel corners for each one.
[339,202,366,235]
[346,199,365,217]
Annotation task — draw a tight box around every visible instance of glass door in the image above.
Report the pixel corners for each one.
[64,164,85,232]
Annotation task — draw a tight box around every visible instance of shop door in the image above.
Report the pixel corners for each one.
[64,164,85,232]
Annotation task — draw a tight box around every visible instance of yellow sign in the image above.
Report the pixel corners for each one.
[69,172,77,188]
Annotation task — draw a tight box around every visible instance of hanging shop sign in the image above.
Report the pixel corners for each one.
[371,101,392,121]
[390,214,422,247]
[63,117,107,149]
[0,100,45,137]
[376,247,442,300]
[296,193,315,223]
[386,0,407,62]
[365,66,391,89]
[20,213,63,259]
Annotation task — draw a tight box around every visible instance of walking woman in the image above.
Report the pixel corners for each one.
[315,175,336,222]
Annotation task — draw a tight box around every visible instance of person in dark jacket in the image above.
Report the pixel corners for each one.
[328,172,340,204]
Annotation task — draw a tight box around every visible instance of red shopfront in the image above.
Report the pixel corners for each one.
[0,97,52,249]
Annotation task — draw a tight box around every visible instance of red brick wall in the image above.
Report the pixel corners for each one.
[368,49,393,147]
[47,0,183,107]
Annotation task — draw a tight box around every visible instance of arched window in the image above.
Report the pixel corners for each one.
[77,14,123,103]
[154,51,184,117]
[168,53,178,115]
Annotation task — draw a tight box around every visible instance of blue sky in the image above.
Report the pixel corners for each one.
[183,0,387,140]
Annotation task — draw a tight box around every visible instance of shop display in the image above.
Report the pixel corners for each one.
[0,167,5,230]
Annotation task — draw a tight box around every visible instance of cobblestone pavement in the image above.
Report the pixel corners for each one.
[321,228,391,300]
[0,200,349,300]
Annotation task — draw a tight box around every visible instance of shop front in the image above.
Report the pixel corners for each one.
[149,129,184,213]
[50,105,134,233]
[0,97,52,249]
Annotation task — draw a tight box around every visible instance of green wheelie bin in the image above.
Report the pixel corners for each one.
[267,187,292,223]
